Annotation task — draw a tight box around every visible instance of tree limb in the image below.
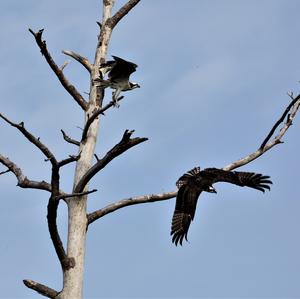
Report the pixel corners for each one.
[0,112,70,271]
[107,0,141,29]
[81,96,124,142]
[223,93,300,171]
[58,154,81,168]
[0,113,57,164]
[0,154,53,192]
[60,60,70,71]
[62,50,93,73]
[96,21,102,29]
[88,191,177,225]
[259,93,300,150]
[55,189,97,201]
[23,279,59,299]
[0,169,10,175]
[0,111,70,269]
[87,92,300,225]
[29,28,88,111]
[47,194,75,271]
[61,129,80,146]
[74,130,148,193]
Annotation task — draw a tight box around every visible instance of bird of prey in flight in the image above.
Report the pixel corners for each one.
[171,167,272,246]
[98,55,140,106]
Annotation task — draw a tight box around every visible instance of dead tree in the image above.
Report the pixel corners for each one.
[0,1,299,298]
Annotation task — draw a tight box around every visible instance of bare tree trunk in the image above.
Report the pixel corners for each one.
[57,2,115,298]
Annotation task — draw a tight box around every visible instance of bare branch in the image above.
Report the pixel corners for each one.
[58,153,81,168]
[88,191,176,225]
[107,0,141,29]
[0,154,53,192]
[0,113,70,270]
[61,129,80,146]
[0,169,10,175]
[60,60,70,71]
[55,189,97,200]
[47,160,66,267]
[62,50,93,73]
[23,279,59,299]
[75,130,148,193]
[81,96,124,142]
[87,92,300,225]
[47,194,75,271]
[96,21,102,29]
[259,93,300,150]
[223,94,300,171]
[0,113,57,164]
[28,28,88,110]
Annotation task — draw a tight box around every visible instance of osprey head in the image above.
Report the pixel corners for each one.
[129,82,140,90]
[206,185,217,194]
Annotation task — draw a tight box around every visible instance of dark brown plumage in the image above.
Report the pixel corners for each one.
[171,167,272,246]
[107,56,137,82]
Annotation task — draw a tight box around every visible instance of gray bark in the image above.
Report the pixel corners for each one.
[57,2,115,298]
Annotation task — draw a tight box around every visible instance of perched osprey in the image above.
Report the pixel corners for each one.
[99,55,140,106]
[171,167,272,246]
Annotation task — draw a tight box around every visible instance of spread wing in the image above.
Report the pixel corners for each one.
[176,166,201,188]
[203,168,272,192]
[108,55,137,81]
[99,60,115,78]
[171,167,202,246]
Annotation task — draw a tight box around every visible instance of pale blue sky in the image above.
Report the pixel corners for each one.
[1,1,300,298]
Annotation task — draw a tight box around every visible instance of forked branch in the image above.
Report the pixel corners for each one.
[0,112,69,272]
[223,93,300,171]
[87,93,300,224]
[29,28,88,110]
[0,154,53,192]
[259,93,300,150]
[75,129,148,193]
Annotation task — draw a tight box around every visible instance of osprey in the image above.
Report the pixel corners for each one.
[99,55,140,106]
[171,167,272,246]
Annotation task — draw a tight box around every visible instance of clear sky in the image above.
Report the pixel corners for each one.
[1,0,300,298]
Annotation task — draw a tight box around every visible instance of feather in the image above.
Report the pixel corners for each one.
[170,167,272,245]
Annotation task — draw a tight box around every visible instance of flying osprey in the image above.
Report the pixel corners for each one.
[171,167,272,246]
[99,55,140,106]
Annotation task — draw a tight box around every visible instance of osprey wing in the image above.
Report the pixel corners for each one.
[108,55,137,81]
[171,168,202,246]
[99,60,116,79]
[176,167,201,188]
[203,168,272,192]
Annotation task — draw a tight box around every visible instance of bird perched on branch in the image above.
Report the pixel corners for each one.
[98,55,140,106]
[171,167,272,246]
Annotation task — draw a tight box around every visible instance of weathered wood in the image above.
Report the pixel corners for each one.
[57,1,116,298]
